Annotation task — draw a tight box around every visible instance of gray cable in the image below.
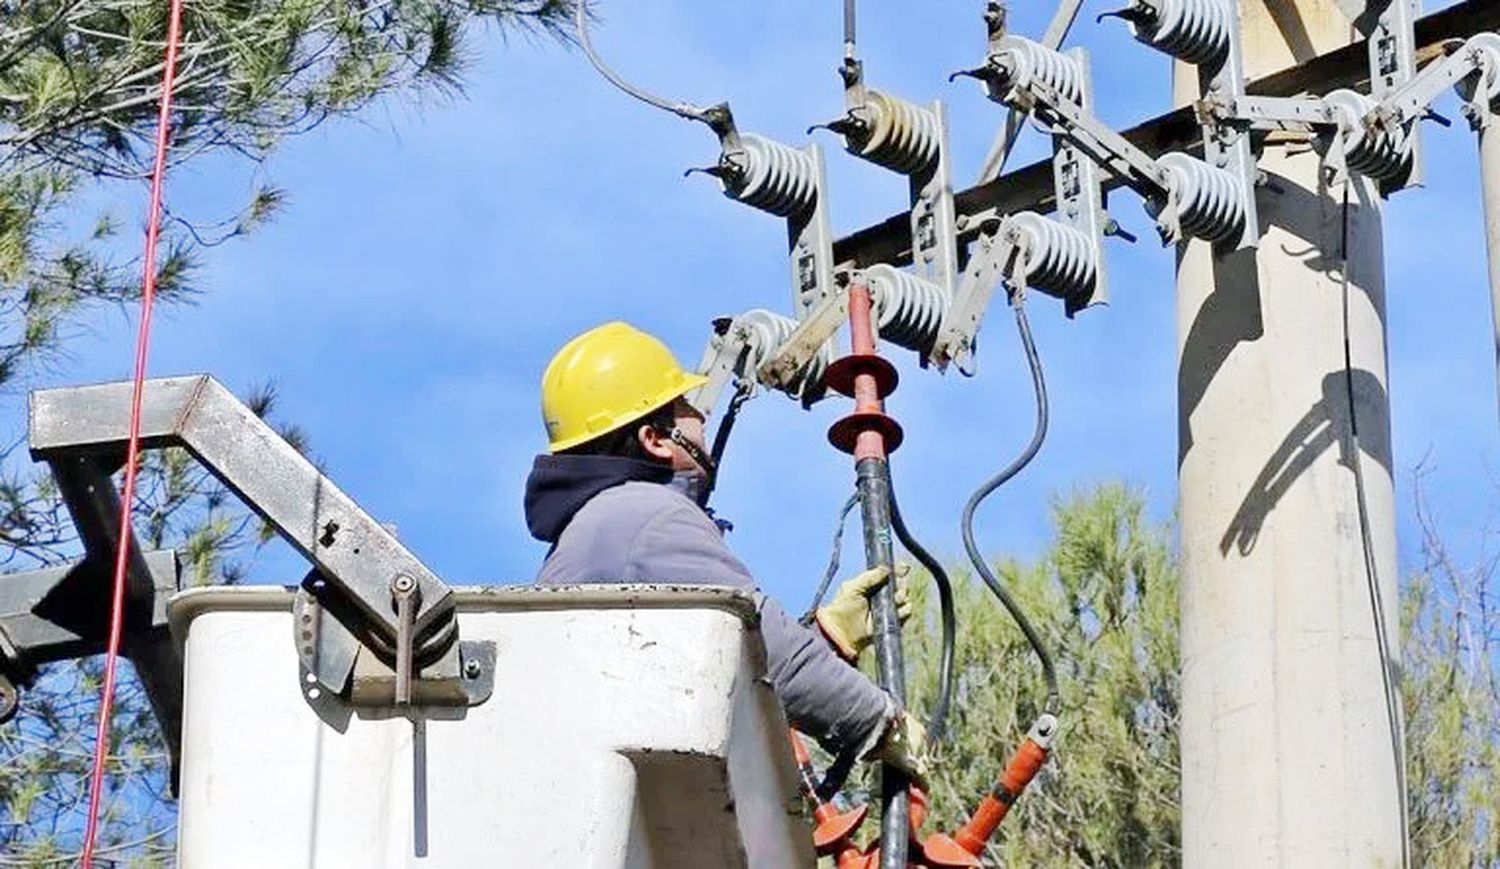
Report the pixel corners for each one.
[803,493,861,624]
[1338,181,1411,868]
[575,2,714,123]
[844,0,857,59]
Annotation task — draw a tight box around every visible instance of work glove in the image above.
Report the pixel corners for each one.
[814,562,913,661]
[863,708,930,788]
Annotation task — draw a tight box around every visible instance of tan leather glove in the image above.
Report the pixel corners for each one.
[864,709,930,788]
[814,562,913,660]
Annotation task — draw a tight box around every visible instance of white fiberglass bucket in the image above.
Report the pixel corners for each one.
[169,585,814,868]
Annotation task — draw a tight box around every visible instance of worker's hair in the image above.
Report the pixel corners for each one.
[561,401,677,461]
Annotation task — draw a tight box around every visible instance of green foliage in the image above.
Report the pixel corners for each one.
[0,0,577,397]
[900,485,1181,867]
[887,482,1498,867]
[1402,484,1500,865]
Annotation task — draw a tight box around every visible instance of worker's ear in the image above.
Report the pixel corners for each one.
[637,424,674,461]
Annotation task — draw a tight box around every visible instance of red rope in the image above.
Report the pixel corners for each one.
[79,1,185,863]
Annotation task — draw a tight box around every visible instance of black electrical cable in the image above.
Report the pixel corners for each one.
[575,1,714,123]
[1337,182,1411,869]
[801,474,957,743]
[701,384,752,507]
[888,472,957,743]
[803,493,861,624]
[959,296,1060,713]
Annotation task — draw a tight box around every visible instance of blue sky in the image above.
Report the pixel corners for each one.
[5,0,1497,611]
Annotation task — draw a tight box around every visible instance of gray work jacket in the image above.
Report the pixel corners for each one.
[523,454,889,753]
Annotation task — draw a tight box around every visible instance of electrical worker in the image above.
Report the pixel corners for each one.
[523,321,927,777]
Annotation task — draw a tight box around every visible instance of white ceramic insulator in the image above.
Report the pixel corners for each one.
[1129,0,1230,65]
[1324,89,1413,182]
[1005,212,1098,300]
[866,264,949,353]
[993,36,1084,103]
[731,134,818,217]
[1158,152,1248,244]
[734,308,828,394]
[850,91,942,175]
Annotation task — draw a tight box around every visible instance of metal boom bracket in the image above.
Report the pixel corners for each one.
[25,375,488,715]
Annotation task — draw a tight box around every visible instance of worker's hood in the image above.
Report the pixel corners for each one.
[524,454,674,542]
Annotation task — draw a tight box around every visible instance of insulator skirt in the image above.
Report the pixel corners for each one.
[849,91,942,175]
[993,36,1084,103]
[1005,212,1098,301]
[734,308,828,395]
[729,134,819,217]
[1158,152,1248,244]
[865,264,949,353]
[1129,0,1230,65]
[1324,89,1413,182]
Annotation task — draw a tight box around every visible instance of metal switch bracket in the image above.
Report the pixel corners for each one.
[907,99,959,302]
[759,287,851,393]
[1052,47,1110,311]
[1197,0,1261,250]
[1359,0,1425,191]
[930,226,1021,372]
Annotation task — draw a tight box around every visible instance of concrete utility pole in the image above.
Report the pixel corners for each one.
[1478,110,1500,424]
[1176,1,1403,865]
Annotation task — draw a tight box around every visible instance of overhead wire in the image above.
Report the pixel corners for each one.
[1337,180,1410,869]
[959,295,1060,713]
[843,0,857,60]
[79,0,186,863]
[574,1,716,124]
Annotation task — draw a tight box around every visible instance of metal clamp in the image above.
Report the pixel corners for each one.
[930,223,1021,372]
[294,575,494,710]
[759,284,852,394]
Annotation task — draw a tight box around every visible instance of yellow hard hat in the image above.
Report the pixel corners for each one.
[541,322,710,453]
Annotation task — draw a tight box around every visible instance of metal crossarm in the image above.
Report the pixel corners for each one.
[834,0,1500,269]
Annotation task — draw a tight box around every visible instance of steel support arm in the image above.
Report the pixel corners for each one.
[1008,75,1172,203]
[1373,34,1500,130]
[28,376,455,658]
[0,552,177,668]
[0,550,183,772]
